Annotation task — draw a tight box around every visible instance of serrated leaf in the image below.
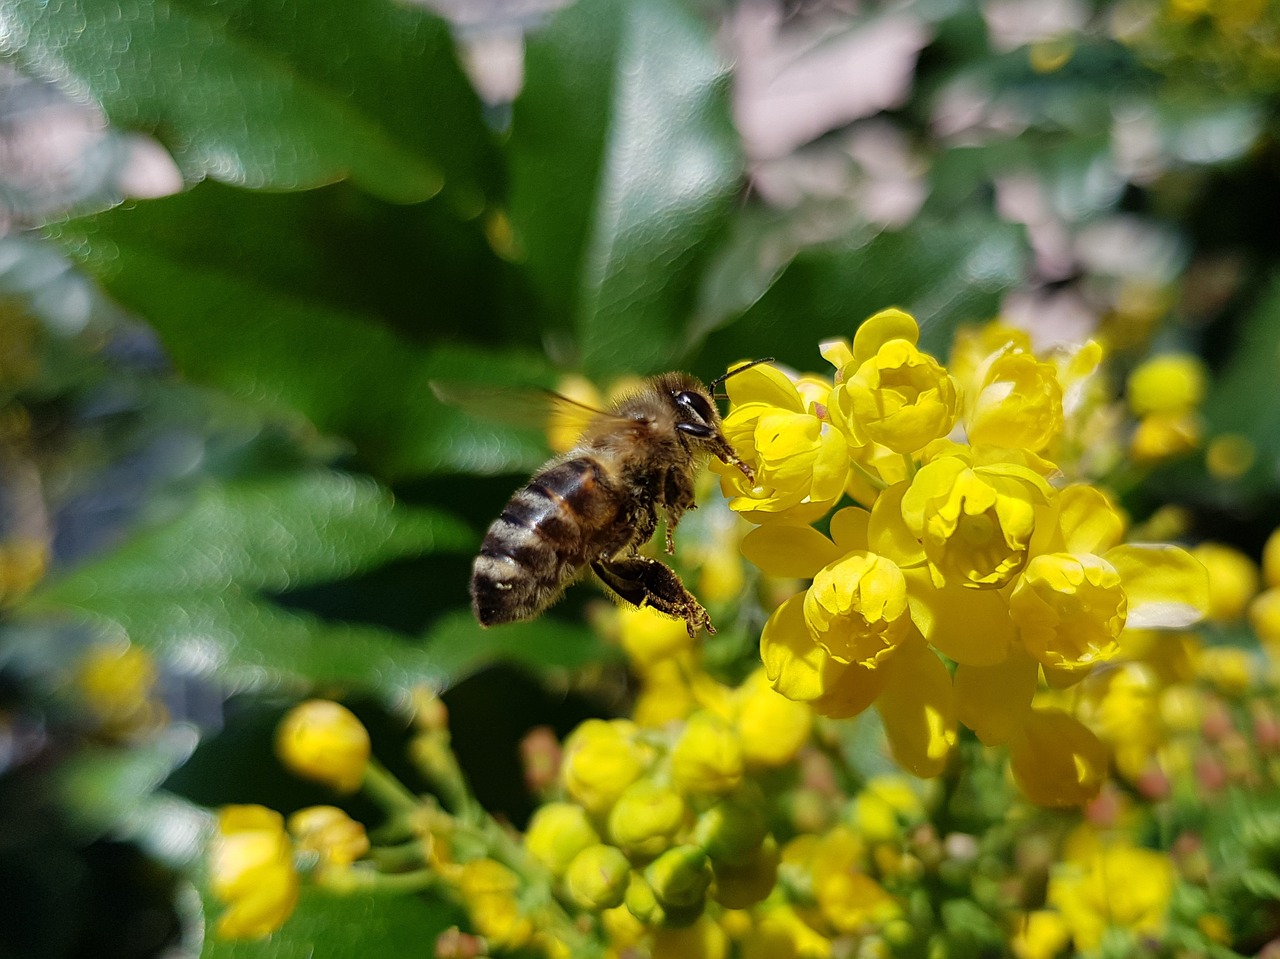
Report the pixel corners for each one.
[201,884,464,959]
[508,0,744,377]
[25,471,473,694]
[3,0,494,204]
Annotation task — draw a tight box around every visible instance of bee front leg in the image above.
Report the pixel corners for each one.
[592,558,714,637]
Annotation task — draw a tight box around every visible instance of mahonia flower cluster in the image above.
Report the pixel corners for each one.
[717,309,1210,805]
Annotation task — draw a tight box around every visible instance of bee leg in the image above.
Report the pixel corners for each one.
[661,468,696,556]
[592,559,715,637]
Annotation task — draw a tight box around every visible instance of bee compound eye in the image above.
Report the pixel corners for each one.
[675,390,715,424]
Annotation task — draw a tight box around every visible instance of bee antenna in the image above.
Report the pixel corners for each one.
[709,357,774,394]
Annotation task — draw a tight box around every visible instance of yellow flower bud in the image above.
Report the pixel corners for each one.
[671,711,744,797]
[209,805,299,939]
[816,869,897,935]
[608,780,687,860]
[624,872,664,925]
[525,802,600,876]
[75,641,165,738]
[1127,353,1207,415]
[563,843,631,911]
[1265,527,1280,589]
[1192,542,1259,622]
[1197,646,1255,697]
[711,836,779,910]
[645,844,712,911]
[286,805,369,867]
[275,700,370,793]
[561,719,650,815]
[1012,910,1070,959]
[1250,588,1280,645]
[851,793,900,845]
[693,789,769,866]
[733,668,812,768]
[1010,553,1127,672]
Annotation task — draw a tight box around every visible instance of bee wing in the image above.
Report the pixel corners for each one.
[430,380,637,441]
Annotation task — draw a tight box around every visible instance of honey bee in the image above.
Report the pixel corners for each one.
[466,361,769,637]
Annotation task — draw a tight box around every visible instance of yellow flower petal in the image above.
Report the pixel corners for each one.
[868,481,925,567]
[875,638,956,777]
[1008,709,1107,806]
[904,568,1015,666]
[954,648,1038,745]
[1106,544,1208,628]
[853,307,920,364]
[819,338,856,373]
[830,507,871,552]
[725,363,805,412]
[1055,485,1125,555]
[741,524,842,579]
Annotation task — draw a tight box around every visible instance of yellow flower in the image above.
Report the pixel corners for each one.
[827,309,960,455]
[816,870,897,935]
[1008,709,1107,806]
[948,321,1033,398]
[209,805,299,940]
[286,805,369,867]
[616,605,694,670]
[1264,527,1280,588]
[275,700,371,794]
[803,552,911,666]
[1192,542,1260,622]
[1250,587,1280,645]
[564,844,631,911]
[1127,352,1207,415]
[75,641,166,738]
[965,351,1064,453]
[1130,411,1201,463]
[458,859,534,950]
[525,802,601,877]
[1048,839,1175,949]
[1012,910,1070,959]
[1010,553,1128,672]
[633,657,698,727]
[608,780,687,860]
[718,364,849,525]
[732,668,812,768]
[562,719,650,815]
[899,451,1052,589]
[651,916,729,959]
[671,711,745,796]
[750,903,833,958]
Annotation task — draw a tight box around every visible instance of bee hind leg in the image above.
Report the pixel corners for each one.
[592,558,714,637]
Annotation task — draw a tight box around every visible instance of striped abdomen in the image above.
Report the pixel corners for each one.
[471,457,622,626]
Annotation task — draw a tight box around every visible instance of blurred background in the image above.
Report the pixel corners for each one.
[1,0,1279,955]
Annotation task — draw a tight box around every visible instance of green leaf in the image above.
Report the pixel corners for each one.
[25,471,475,694]
[1200,277,1280,500]
[201,884,464,959]
[698,215,1029,370]
[57,733,199,836]
[3,0,494,204]
[51,191,554,479]
[422,610,614,684]
[508,0,744,377]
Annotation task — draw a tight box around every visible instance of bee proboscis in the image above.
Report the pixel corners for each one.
[453,361,769,637]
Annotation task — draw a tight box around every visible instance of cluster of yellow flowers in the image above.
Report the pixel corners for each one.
[714,309,1209,805]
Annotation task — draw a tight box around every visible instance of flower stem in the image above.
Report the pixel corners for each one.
[363,757,422,819]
